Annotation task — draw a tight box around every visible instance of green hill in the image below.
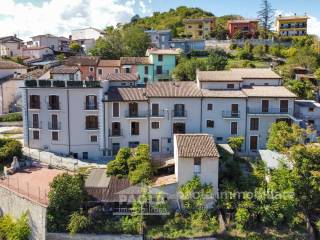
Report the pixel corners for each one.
[126,6,242,38]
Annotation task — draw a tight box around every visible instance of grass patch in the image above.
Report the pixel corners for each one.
[227,59,270,69]
[0,113,22,122]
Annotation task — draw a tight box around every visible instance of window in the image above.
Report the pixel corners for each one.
[85,95,97,110]
[151,103,159,116]
[280,100,289,113]
[231,122,238,135]
[33,130,39,140]
[144,66,149,74]
[125,67,130,73]
[131,122,139,135]
[207,104,213,111]
[250,118,259,131]
[89,67,94,72]
[217,137,223,141]
[151,122,160,129]
[262,100,269,113]
[308,120,315,125]
[144,77,148,83]
[152,139,160,152]
[308,107,314,112]
[231,104,239,117]
[167,138,172,143]
[207,120,214,128]
[50,114,59,130]
[52,131,58,141]
[111,122,121,136]
[90,135,97,142]
[129,142,139,148]
[48,95,60,110]
[158,54,163,62]
[98,69,102,75]
[32,114,39,128]
[250,136,258,151]
[69,74,74,81]
[86,116,98,130]
[227,84,234,89]
[83,152,88,159]
[115,68,119,73]
[128,102,138,117]
[113,103,119,117]
[30,95,40,109]
[112,143,120,156]
[173,123,185,134]
[156,66,162,74]
[194,157,201,175]
[174,104,185,117]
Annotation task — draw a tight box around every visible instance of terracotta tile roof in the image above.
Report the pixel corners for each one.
[202,89,247,98]
[98,60,121,67]
[85,168,110,188]
[120,57,151,65]
[228,19,259,24]
[183,17,215,23]
[276,15,309,20]
[152,174,177,187]
[51,65,79,74]
[0,60,26,69]
[146,48,181,56]
[107,87,147,101]
[146,82,202,98]
[0,36,23,43]
[23,46,52,51]
[106,73,139,81]
[65,56,99,66]
[242,86,297,98]
[175,134,220,158]
[197,68,281,82]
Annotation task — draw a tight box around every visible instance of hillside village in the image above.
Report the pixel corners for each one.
[0,2,320,240]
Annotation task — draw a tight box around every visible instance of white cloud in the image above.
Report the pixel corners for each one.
[0,0,151,40]
[274,10,320,37]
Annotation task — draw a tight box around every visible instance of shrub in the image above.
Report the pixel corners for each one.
[24,80,37,87]
[67,81,83,88]
[52,80,65,87]
[0,112,22,122]
[38,80,51,87]
[0,213,31,240]
[106,147,131,177]
[237,49,253,60]
[230,43,238,50]
[0,139,22,164]
[85,81,101,88]
[67,212,91,235]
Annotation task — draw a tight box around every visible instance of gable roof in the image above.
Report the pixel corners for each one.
[183,17,215,23]
[0,36,23,43]
[51,65,80,74]
[175,134,220,158]
[201,89,247,98]
[146,82,202,98]
[106,73,139,81]
[0,60,26,69]
[146,48,180,56]
[276,15,309,21]
[242,86,297,98]
[65,56,100,66]
[85,168,111,188]
[120,57,151,65]
[107,87,147,102]
[98,60,121,67]
[228,19,259,24]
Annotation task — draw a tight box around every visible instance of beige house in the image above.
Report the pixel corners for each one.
[183,17,215,39]
[0,35,23,58]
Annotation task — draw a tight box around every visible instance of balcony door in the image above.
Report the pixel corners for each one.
[262,100,269,113]
[86,95,97,110]
[250,136,258,151]
[112,122,121,136]
[51,114,58,130]
[48,95,59,110]
[173,123,185,134]
[32,114,39,128]
[129,102,138,117]
[280,100,288,113]
[174,104,185,117]
[231,104,238,117]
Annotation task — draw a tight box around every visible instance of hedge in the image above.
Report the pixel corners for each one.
[0,139,22,164]
[0,112,22,122]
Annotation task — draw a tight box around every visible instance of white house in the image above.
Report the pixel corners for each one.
[71,27,104,52]
[28,34,70,51]
[50,65,81,81]
[0,35,23,57]
[22,68,304,161]
[22,47,54,60]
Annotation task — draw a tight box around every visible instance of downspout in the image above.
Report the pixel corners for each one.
[26,89,30,147]
[200,97,203,133]
[103,101,106,155]
[67,89,71,154]
[244,98,248,152]
[1,84,3,114]
[147,99,150,147]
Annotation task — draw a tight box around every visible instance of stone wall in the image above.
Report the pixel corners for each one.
[47,233,142,240]
[0,185,47,240]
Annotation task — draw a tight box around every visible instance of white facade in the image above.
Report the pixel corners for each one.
[22,47,54,60]
[0,41,22,57]
[51,71,81,81]
[71,28,104,52]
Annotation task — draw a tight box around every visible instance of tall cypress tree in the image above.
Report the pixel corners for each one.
[257,0,275,39]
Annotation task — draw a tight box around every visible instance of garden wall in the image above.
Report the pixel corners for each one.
[46,233,142,240]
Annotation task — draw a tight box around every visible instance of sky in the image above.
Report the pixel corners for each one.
[0,0,319,40]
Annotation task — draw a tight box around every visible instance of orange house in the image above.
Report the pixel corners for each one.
[227,19,259,38]
[65,56,100,81]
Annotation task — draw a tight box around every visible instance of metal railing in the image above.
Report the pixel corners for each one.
[29,121,42,129]
[47,103,60,110]
[172,110,187,118]
[109,128,123,137]
[149,109,166,117]
[222,111,240,118]
[48,122,61,130]
[84,103,98,110]
[124,110,149,118]
[247,108,292,114]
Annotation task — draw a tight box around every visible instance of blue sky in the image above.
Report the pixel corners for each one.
[1,0,319,39]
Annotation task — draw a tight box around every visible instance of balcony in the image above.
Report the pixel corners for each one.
[47,103,60,111]
[149,109,165,118]
[29,103,40,110]
[248,108,292,115]
[48,122,61,130]
[222,111,240,118]
[84,103,98,110]
[109,128,123,137]
[29,121,42,129]
[124,110,149,118]
[172,110,187,118]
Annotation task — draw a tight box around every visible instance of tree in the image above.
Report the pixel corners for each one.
[285,79,314,99]
[227,136,244,156]
[47,173,87,232]
[56,53,65,63]
[106,147,131,177]
[0,213,31,240]
[123,26,151,57]
[267,122,306,153]
[69,41,81,53]
[206,51,228,71]
[172,57,207,81]
[211,24,228,40]
[257,0,275,39]
[252,44,266,59]
[0,139,22,165]
[287,47,318,72]
[67,212,91,235]
[289,144,320,239]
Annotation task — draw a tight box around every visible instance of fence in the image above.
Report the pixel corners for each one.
[0,174,49,205]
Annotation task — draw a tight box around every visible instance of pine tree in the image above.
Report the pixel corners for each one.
[257,0,275,39]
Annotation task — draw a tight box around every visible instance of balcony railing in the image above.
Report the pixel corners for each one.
[48,122,61,130]
[149,109,165,117]
[47,103,60,110]
[84,103,98,110]
[109,128,123,137]
[85,125,99,130]
[29,103,40,109]
[222,111,240,118]
[172,110,187,118]
[248,108,292,114]
[29,121,42,129]
[124,110,149,118]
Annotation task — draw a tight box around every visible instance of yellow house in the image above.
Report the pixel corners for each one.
[183,17,215,39]
[275,14,309,37]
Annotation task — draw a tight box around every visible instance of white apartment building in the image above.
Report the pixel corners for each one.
[27,34,70,51]
[22,68,303,161]
[71,27,104,52]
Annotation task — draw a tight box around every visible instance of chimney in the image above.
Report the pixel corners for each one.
[14,34,17,38]
[294,13,297,16]
[279,14,282,18]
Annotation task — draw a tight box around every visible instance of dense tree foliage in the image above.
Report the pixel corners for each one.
[0,213,31,240]
[90,26,151,59]
[69,41,81,53]
[47,173,87,232]
[0,139,22,165]
[257,0,275,39]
